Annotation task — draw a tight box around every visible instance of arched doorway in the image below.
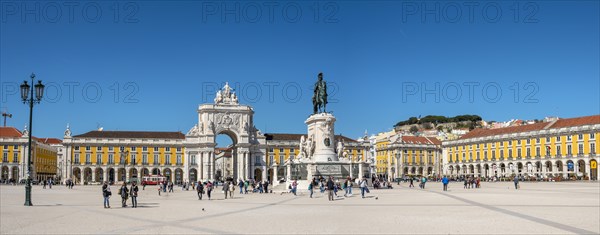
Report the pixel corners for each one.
[152,168,160,175]
[95,168,104,183]
[73,167,81,184]
[189,169,198,182]
[117,168,126,182]
[129,168,139,183]
[108,168,115,183]
[500,163,506,176]
[11,166,18,182]
[517,162,523,176]
[141,168,150,177]
[590,160,598,180]
[164,168,172,182]
[1,166,8,181]
[556,161,564,177]
[577,160,586,179]
[84,167,92,183]
[254,168,263,181]
[175,168,183,184]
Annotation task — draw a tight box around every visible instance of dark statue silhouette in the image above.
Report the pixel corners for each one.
[313,72,328,114]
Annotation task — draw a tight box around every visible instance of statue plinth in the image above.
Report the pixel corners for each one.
[305,113,338,162]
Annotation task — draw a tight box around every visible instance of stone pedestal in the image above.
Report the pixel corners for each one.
[305,113,338,162]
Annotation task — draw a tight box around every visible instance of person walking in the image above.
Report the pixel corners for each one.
[168,181,174,193]
[263,180,269,194]
[229,181,235,198]
[142,181,146,190]
[49,179,53,189]
[360,177,368,199]
[206,181,213,200]
[244,180,249,194]
[158,182,162,196]
[409,177,414,188]
[291,180,298,196]
[308,181,314,198]
[421,176,427,189]
[239,179,244,194]
[130,182,139,208]
[102,181,111,208]
[119,182,129,207]
[513,175,519,190]
[442,176,449,191]
[327,177,335,201]
[223,181,230,199]
[43,180,47,189]
[197,181,204,200]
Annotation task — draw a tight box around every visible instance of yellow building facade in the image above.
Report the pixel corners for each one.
[0,127,59,183]
[63,130,190,184]
[375,130,442,179]
[443,115,600,180]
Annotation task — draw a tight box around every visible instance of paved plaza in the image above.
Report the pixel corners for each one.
[1,182,599,234]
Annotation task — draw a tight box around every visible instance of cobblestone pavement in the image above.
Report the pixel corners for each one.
[1,181,598,234]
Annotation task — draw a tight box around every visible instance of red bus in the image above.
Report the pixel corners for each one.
[141,175,167,185]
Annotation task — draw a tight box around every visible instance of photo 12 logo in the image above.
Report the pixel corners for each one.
[401,82,539,103]
[0,1,140,23]
[401,1,539,23]
[200,1,339,23]
[1,81,139,104]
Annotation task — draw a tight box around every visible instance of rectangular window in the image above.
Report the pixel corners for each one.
[255,156,260,164]
[154,154,159,164]
[109,146,114,151]
[546,137,550,142]
[546,146,551,156]
[508,151,512,159]
[578,144,583,154]
[176,154,182,164]
[3,145,7,150]
[567,135,572,141]
[269,148,274,153]
[154,147,159,152]
[536,147,540,156]
[131,146,136,151]
[165,154,171,164]
[85,146,91,151]
[74,146,80,151]
[120,146,125,152]
[142,146,148,152]
[2,152,7,162]
[536,138,540,143]
[177,147,182,152]
[74,154,80,164]
[143,154,148,164]
[492,151,496,159]
[527,139,531,144]
[591,143,596,154]
[500,149,504,158]
[97,146,102,151]
[500,141,504,147]
[557,146,561,155]
[508,141,512,146]
[269,155,274,165]
[567,145,572,155]
[556,136,561,142]
[517,149,521,157]
[13,153,18,162]
[13,145,19,150]
[578,134,583,140]
[190,155,196,165]
[131,154,137,165]
[526,148,530,157]
[96,154,102,164]
[476,152,480,160]
[85,153,91,164]
[590,133,596,139]
[279,148,284,153]
[165,147,171,152]
[279,155,284,164]
[108,154,114,164]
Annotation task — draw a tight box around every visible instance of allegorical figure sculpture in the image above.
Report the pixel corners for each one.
[312,72,328,114]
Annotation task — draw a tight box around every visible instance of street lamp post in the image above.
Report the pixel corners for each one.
[20,73,45,206]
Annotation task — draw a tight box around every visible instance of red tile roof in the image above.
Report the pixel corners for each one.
[0,127,23,138]
[39,138,63,144]
[459,115,600,140]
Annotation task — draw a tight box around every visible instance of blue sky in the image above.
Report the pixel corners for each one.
[1,1,599,142]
